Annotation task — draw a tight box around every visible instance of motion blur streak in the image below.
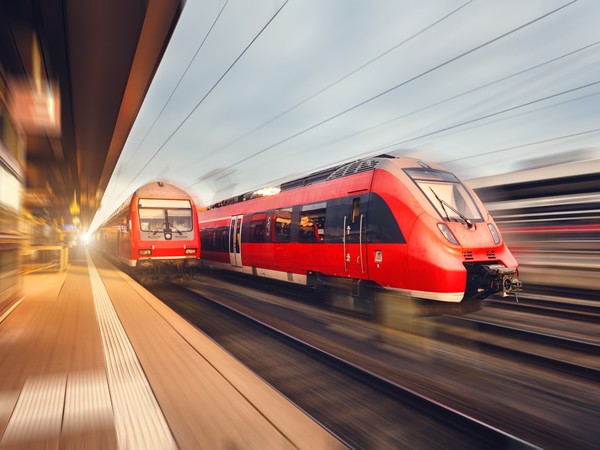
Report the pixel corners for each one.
[472,158,600,294]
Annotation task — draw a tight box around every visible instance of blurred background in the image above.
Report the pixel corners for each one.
[0,0,599,448]
[2,0,598,298]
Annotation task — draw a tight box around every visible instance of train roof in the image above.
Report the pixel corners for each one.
[134,181,193,199]
[101,181,193,227]
[206,155,448,210]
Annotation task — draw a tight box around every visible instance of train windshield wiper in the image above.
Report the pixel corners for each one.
[429,187,473,228]
[152,222,169,235]
[167,221,183,235]
[429,187,450,221]
[152,221,182,235]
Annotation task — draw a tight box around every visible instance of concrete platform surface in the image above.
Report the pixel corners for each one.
[0,250,343,449]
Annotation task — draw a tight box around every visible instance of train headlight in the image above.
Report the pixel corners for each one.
[138,249,152,256]
[487,223,501,245]
[185,248,197,255]
[437,223,459,245]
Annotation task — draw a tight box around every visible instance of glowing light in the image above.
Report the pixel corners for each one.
[253,187,280,197]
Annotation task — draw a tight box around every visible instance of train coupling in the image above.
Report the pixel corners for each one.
[480,264,522,298]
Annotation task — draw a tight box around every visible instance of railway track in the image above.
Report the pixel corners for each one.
[142,272,600,449]
[485,294,600,323]
[437,314,600,381]
[149,282,536,449]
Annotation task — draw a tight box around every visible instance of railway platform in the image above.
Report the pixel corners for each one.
[0,249,342,449]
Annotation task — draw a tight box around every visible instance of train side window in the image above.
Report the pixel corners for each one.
[200,227,230,252]
[366,193,405,243]
[241,214,252,242]
[250,212,267,242]
[299,202,326,243]
[351,198,360,223]
[220,228,229,252]
[273,208,292,243]
[200,230,209,250]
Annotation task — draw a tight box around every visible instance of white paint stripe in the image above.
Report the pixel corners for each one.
[0,391,19,430]
[204,260,308,285]
[63,371,113,434]
[1,373,66,444]
[0,297,24,324]
[384,286,464,302]
[86,252,177,450]
[0,372,114,444]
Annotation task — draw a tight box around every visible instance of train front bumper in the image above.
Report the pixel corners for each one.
[465,263,523,298]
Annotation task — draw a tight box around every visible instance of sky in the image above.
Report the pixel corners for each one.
[89,0,600,232]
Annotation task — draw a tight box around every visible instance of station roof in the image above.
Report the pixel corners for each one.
[0,0,184,229]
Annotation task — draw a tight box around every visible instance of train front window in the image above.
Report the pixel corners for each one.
[405,168,483,222]
[167,209,193,232]
[138,199,193,232]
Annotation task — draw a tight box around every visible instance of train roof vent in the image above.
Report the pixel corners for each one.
[326,159,379,180]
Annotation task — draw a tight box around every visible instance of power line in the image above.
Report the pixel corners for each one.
[440,127,600,164]
[262,39,600,165]
[371,79,600,153]
[184,0,473,168]
[192,0,576,186]
[118,0,231,172]
[232,87,600,197]
[204,93,600,211]
[127,0,289,191]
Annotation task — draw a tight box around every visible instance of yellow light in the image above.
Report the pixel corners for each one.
[253,187,280,197]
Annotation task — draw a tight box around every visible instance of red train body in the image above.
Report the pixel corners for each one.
[198,156,521,302]
[98,181,201,282]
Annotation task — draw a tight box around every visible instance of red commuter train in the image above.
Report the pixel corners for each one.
[197,156,522,308]
[98,181,201,282]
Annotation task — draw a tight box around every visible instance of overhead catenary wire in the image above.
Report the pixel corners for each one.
[184,0,474,167]
[228,84,600,202]
[255,39,600,168]
[118,0,232,173]
[208,126,600,211]
[440,127,600,165]
[188,0,577,187]
[370,79,600,153]
[125,0,290,193]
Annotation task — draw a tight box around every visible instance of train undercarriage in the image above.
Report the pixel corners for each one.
[134,258,200,284]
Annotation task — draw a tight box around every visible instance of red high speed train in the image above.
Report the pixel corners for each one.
[197,156,521,306]
[98,181,201,282]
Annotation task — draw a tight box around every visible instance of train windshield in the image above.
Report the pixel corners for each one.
[405,168,483,222]
[138,198,193,232]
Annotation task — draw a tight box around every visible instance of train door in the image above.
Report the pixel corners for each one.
[229,215,243,268]
[325,195,369,279]
[343,196,369,279]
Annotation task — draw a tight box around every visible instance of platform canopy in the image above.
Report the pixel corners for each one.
[0,0,184,229]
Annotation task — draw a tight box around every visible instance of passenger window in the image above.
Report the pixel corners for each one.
[200,227,230,252]
[273,208,292,243]
[250,212,266,242]
[299,202,326,243]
